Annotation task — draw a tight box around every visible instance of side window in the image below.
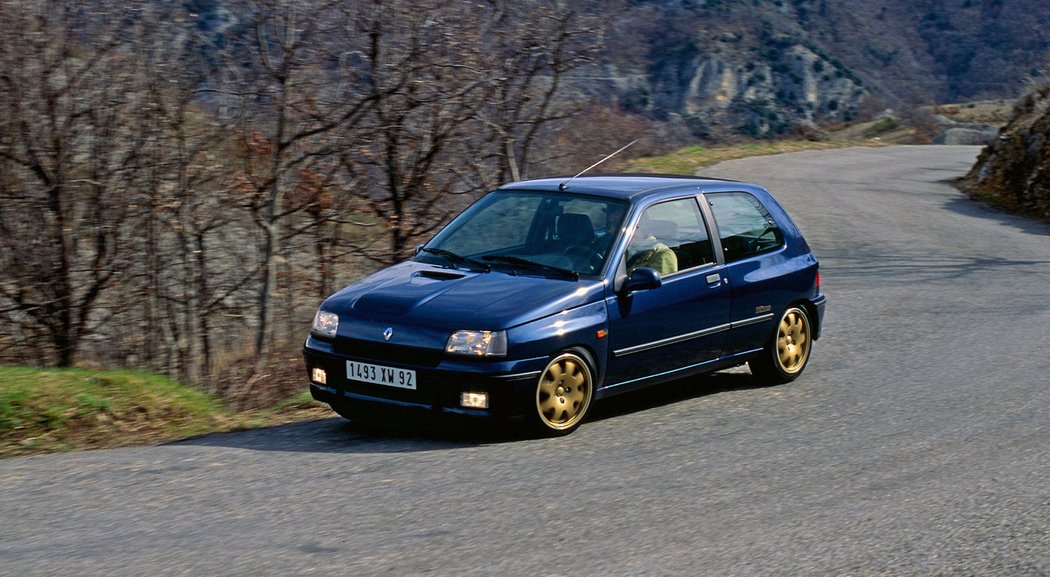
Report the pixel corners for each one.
[626,197,714,276]
[707,192,784,263]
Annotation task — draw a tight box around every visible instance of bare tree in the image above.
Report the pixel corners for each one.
[472,1,608,185]
[121,3,260,384]
[332,1,487,264]
[0,1,134,366]
[0,0,618,398]
[337,0,610,264]
[219,0,373,361]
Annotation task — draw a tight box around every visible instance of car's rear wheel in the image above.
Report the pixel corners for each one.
[749,305,812,384]
[532,350,594,436]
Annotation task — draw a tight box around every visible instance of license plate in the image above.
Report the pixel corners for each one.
[346,360,416,390]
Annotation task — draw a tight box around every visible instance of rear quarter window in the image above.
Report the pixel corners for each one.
[707,192,784,263]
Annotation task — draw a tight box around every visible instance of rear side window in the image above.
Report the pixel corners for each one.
[707,192,784,262]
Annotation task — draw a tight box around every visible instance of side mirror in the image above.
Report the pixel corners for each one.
[621,267,662,294]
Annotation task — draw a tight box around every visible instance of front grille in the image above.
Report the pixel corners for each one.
[342,378,438,407]
[332,338,443,368]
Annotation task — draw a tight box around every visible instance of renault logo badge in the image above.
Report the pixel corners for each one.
[383,327,393,341]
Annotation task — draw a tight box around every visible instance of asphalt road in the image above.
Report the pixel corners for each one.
[2,146,1048,577]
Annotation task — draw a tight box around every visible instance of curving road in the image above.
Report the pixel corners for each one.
[2,146,1049,577]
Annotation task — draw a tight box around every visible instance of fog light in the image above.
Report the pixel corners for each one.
[311,367,327,386]
[460,391,489,409]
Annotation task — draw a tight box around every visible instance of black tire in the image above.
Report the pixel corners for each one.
[531,349,595,436]
[749,305,813,384]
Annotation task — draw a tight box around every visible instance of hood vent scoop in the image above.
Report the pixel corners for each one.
[415,270,466,281]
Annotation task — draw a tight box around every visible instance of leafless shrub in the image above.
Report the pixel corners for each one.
[0,0,613,404]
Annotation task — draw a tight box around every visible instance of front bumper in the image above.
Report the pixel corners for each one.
[303,335,546,419]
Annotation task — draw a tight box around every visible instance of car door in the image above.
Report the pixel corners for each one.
[603,196,730,390]
[706,191,788,356]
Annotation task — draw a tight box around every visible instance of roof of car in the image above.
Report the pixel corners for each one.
[496,173,746,200]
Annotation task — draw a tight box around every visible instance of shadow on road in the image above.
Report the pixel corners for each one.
[589,369,762,422]
[170,416,520,455]
[171,370,767,454]
[942,188,1050,237]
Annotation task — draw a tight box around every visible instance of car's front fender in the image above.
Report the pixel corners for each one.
[506,299,609,385]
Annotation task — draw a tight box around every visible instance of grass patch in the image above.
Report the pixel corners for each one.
[0,367,329,458]
[624,139,866,175]
[270,390,322,412]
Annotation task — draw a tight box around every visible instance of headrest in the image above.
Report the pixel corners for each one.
[558,213,595,244]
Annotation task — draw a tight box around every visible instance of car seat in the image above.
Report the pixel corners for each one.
[557,213,595,247]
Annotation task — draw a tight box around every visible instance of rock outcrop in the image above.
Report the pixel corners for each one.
[602,34,868,140]
[962,85,1050,220]
[680,43,866,138]
[591,0,1050,141]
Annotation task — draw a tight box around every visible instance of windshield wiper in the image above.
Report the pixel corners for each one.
[482,255,579,280]
[419,247,491,272]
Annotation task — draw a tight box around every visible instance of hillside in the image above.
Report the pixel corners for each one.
[182,0,1050,140]
[961,83,1050,220]
[583,0,1050,139]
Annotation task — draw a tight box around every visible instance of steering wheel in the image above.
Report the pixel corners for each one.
[562,245,603,273]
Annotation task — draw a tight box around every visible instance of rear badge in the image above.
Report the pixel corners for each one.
[383,327,394,341]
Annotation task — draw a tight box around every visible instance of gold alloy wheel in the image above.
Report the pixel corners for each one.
[776,307,811,374]
[536,352,593,431]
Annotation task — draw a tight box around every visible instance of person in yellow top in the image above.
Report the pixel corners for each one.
[626,219,678,276]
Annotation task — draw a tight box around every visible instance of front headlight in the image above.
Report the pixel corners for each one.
[311,310,339,338]
[445,330,507,357]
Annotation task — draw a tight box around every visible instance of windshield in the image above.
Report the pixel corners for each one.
[419,190,629,277]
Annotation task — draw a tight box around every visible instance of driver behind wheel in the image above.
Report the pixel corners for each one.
[626,218,678,276]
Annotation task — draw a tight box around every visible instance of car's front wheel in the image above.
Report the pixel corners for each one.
[532,350,594,436]
[749,305,812,384]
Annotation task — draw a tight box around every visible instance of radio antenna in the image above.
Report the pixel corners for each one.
[559,139,638,191]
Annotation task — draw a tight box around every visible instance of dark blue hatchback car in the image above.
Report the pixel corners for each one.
[304,175,826,435]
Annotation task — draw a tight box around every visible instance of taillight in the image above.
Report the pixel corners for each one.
[815,270,821,290]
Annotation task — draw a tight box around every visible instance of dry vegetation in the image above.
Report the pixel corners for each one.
[624,139,870,175]
[935,100,1015,126]
[0,0,611,406]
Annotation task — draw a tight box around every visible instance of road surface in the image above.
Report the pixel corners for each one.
[2,146,1048,576]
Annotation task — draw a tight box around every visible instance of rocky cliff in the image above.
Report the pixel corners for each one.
[589,0,1050,140]
[607,33,867,139]
[187,0,1050,141]
[962,84,1050,220]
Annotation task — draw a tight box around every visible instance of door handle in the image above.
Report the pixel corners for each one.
[706,273,721,285]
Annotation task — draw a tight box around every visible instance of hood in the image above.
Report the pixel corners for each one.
[324,261,605,331]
